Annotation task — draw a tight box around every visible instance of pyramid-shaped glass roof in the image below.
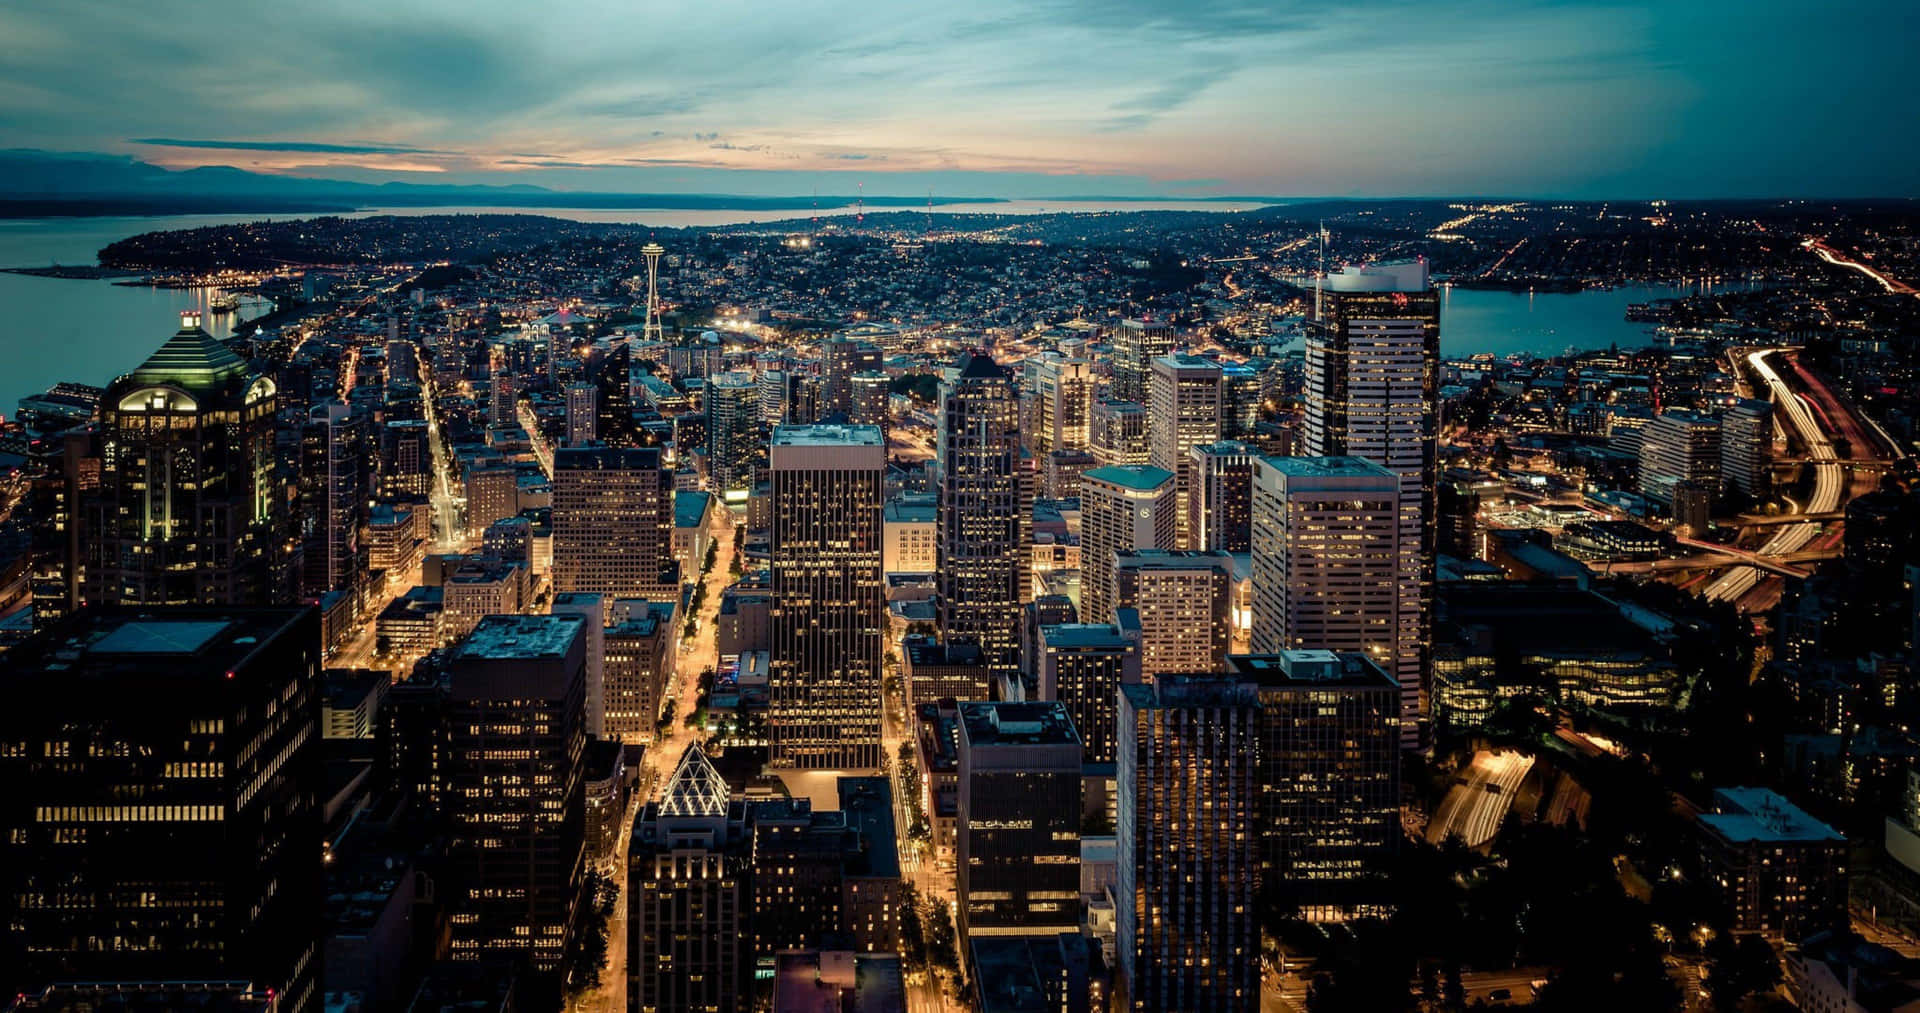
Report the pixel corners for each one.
[127,317,249,392]
[659,742,730,818]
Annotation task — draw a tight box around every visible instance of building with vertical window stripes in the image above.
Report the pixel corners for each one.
[769,425,887,769]
[1189,441,1258,554]
[1148,354,1223,550]
[0,607,324,1012]
[938,353,1025,677]
[1079,465,1176,627]
[629,743,749,1012]
[1033,622,1141,767]
[1305,261,1440,749]
[1111,318,1174,403]
[444,614,588,975]
[1229,650,1401,921]
[1116,675,1259,1012]
[1090,398,1151,468]
[705,370,761,494]
[1251,455,1408,743]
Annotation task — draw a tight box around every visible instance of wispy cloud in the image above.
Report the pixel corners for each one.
[133,137,451,155]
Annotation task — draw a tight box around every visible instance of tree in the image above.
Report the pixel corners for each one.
[565,870,612,995]
[1703,933,1782,1011]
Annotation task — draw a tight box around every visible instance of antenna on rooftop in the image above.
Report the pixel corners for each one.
[926,187,933,238]
[856,182,865,226]
[1315,220,1327,321]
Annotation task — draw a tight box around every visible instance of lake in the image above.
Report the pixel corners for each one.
[0,205,1722,412]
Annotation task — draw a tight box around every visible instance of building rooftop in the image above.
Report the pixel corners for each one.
[1325,259,1430,293]
[456,613,585,660]
[884,497,937,524]
[553,445,665,470]
[1259,454,1397,478]
[660,743,731,819]
[1040,623,1132,650]
[1226,651,1398,690]
[1700,787,1845,845]
[838,776,900,879]
[1082,464,1173,492]
[674,489,712,527]
[772,423,885,447]
[959,701,1081,747]
[4,607,311,681]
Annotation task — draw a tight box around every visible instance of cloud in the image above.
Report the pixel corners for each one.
[133,137,451,155]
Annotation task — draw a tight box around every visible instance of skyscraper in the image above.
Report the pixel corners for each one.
[1033,622,1141,767]
[1305,262,1440,748]
[1,607,324,1012]
[821,335,881,419]
[551,591,607,738]
[938,353,1025,676]
[1111,318,1174,403]
[956,702,1083,939]
[1189,441,1258,553]
[1113,549,1234,675]
[1030,354,1095,461]
[1089,397,1151,468]
[629,744,750,1012]
[770,425,887,769]
[1116,675,1260,1012]
[565,381,598,446]
[706,370,760,493]
[1148,354,1223,549]
[445,614,588,974]
[1229,650,1401,921]
[552,446,678,604]
[1250,456,1407,743]
[1078,464,1177,626]
[299,401,363,598]
[86,312,289,606]
[603,601,676,743]
[850,369,892,439]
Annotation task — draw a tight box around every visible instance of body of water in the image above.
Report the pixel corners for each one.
[0,205,1737,412]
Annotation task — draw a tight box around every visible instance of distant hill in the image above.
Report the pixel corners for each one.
[0,149,1007,217]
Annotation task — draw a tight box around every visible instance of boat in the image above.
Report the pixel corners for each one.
[208,293,241,314]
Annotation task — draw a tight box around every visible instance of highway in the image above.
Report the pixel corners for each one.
[1808,238,1920,298]
[1426,750,1536,849]
[1703,350,1844,603]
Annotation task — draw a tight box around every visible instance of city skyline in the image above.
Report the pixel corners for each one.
[0,0,1914,199]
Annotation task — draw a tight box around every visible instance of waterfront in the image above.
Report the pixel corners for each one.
[0,206,1725,412]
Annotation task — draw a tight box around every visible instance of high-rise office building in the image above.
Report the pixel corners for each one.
[1111,319,1174,403]
[86,313,290,606]
[488,362,517,427]
[1148,354,1224,549]
[1033,622,1141,767]
[1250,456,1407,743]
[1031,354,1096,461]
[956,702,1083,938]
[592,342,644,448]
[821,336,882,419]
[630,743,749,1011]
[938,353,1025,676]
[1189,441,1258,553]
[850,369,892,439]
[565,381,598,446]
[706,370,761,493]
[604,601,676,743]
[770,425,887,769]
[379,418,432,500]
[1303,261,1439,747]
[299,401,363,598]
[551,591,607,738]
[1116,675,1260,1012]
[1720,397,1773,498]
[1090,398,1151,468]
[1229,650,1400,920]
[758,367,790,427]
[1113,549,1234,675]
[552,446,678,603]
[445,614,588,973]
[1220,360,1266,441]
[1079,465,1176,626]
[1,607,324,1012]
[1639,409,1723,507]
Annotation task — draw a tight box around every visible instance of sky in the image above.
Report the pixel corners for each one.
[0,0,1913,198]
